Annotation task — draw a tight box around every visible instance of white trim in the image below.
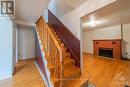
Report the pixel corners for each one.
[16,27,18,62]
[35,28,54,87]
[34,62,49,87]
[80,19,83,74]
[15,20,35,26]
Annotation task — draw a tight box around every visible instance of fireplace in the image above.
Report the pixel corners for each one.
[99,48,113,58]
[93,39,121,59]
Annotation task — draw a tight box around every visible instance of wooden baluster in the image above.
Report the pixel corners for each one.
[43,25,46,51]
[50,37,52,61]
[51,39,54,66]
[45,27,48,53]
[36,16,65,87]
[47,34,50,57]
[53,44,56,80]
[52,41,55,79]
[44,27,46,53]
[40,19,42,37]
[55,43,59,80]
[40,20,42,47]
[59,48,63,86]
[46,29,48,55]
[55,49,59,79]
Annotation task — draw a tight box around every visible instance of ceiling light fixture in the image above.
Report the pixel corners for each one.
[89,19,97,27]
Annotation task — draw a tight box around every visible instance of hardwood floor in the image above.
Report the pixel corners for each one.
[1,54,130,87]
[0,59,46,87]
[63,53,130,87]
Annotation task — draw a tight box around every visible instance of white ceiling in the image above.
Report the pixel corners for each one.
[81,0,130,31]
[54,0,74,17]
[15,0,87,26]
[15,0,50,26]
[64,0,87,9]
[49,0,88,17]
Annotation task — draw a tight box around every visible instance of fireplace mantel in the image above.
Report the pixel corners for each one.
[93,39,121,59]
[93,39,122,41]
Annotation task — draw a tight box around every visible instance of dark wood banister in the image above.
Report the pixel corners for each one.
[48,10,80,67]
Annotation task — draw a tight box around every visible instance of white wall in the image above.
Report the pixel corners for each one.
[18,25,35,60]
[48,0,57,16]
[83,25,121,54]
[48,0,73,17]
[49,0,117,40]
[122,24,130,59]
[83,30,94,54]
[43,9,49,22]
[0,16,13,80]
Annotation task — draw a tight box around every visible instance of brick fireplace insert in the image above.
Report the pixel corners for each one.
[93,39,121,59]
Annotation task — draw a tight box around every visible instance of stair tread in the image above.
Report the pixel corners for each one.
[47,63,56,71]
[46,57,73,62]
[65,53,71,57]
[47,58,75,67]
[48,65,55,69]
[63,66,80,78]
[51,76,60,83]
[63,58,75,64]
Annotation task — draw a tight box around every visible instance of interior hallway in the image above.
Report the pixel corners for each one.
[0,59,46,87]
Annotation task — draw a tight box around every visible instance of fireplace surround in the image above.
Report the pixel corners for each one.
[93,39,121,59]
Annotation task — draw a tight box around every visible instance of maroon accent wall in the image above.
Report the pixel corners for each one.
[93,39,121,59]
[48,10,80,67]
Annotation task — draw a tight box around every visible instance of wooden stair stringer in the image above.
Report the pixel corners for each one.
[35,28,54,87]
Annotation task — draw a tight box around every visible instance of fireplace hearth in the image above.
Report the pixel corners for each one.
[99,48,113,58]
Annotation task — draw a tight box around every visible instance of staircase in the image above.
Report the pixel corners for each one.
[35,16,80,87]
[48,10,80,67]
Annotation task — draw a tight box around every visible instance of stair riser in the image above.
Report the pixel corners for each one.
[47,61,75,71]
[63,61,75,69]
[63,72,80,80]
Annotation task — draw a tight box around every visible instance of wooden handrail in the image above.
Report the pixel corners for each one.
[37,16,62,54]
[35,16,63,86]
